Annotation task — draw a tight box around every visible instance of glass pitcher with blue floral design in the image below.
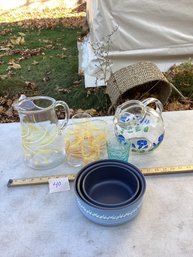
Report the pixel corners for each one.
[113,98,165,153]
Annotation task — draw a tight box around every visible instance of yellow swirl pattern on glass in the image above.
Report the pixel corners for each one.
[21,123,60,167]
[64,120,107,166]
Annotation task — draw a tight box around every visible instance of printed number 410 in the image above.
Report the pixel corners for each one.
[53,181,61,188]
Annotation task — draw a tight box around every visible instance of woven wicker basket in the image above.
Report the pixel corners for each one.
[106,61,172,107]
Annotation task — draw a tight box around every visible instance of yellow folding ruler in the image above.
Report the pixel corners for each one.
[7,164,193,188]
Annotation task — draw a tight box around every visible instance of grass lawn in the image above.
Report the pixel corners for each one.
[0,24,110,114]
[0,4,110,122]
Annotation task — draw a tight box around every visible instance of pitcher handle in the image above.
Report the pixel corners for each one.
[55,101,70,130]
[142,98,163,114]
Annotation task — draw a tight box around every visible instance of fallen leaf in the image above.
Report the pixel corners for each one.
[8,60,21,70]
[25,81,38,90]
[18,57,25,62]
[76,108,84,113]
[0,29,12,36]
[79,70,84,76]
[6,99,12,107]
[42,39,52,43]
[0,106,5,114]
[10,36,25,46]
[20,37,25,44]
[12,62,21,69]
[17,21,23,26]
[18,32,26,37]
[87,90,92,97]
[85,108,98,116]
[32,60,39,65]
[5,108,13,117]
[8,59,15,65]
[69,108,74,117]
[7,70,16,76]
[0,47,11,51]
[0,75,8,80]
[56,88,70,93]
[42,76,50,82]
[0,97,6,105]
[56,54,66,59]
[45,44,53,49]
[165,101,191,111]
[11,48,42,60]
[73,80,82,85]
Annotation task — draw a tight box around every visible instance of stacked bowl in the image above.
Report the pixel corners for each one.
[74,159,146,226]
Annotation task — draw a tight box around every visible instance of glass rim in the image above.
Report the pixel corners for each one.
[13,96,56,114]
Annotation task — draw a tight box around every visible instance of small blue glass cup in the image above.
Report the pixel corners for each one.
[106,136,130,162]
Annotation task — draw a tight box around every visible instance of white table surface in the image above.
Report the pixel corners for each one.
[0,110,193,257]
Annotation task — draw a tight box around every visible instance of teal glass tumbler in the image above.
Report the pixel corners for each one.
[106,137,130,162]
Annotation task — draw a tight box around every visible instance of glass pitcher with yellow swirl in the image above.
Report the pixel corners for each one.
[14,95,70,169]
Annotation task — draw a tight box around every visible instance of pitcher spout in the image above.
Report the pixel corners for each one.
[12,94,35,112]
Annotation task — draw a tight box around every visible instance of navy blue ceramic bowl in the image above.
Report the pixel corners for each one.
[82,165,140,207]
[74,159,146,226]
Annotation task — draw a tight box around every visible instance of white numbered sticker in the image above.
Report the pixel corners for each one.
[48,177,70,193]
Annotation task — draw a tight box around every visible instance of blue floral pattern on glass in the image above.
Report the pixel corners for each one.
[152,133,164,150]
[120,113,135,122]
[117,134,126,143]
[137,140,148,150]
[158,134,164,144]
[114,98,165,153]
[130,133,164,152]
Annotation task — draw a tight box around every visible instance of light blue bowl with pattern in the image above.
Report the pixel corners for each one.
[74,159,146,226]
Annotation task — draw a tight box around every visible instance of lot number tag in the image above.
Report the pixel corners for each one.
[49,177,70,193]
